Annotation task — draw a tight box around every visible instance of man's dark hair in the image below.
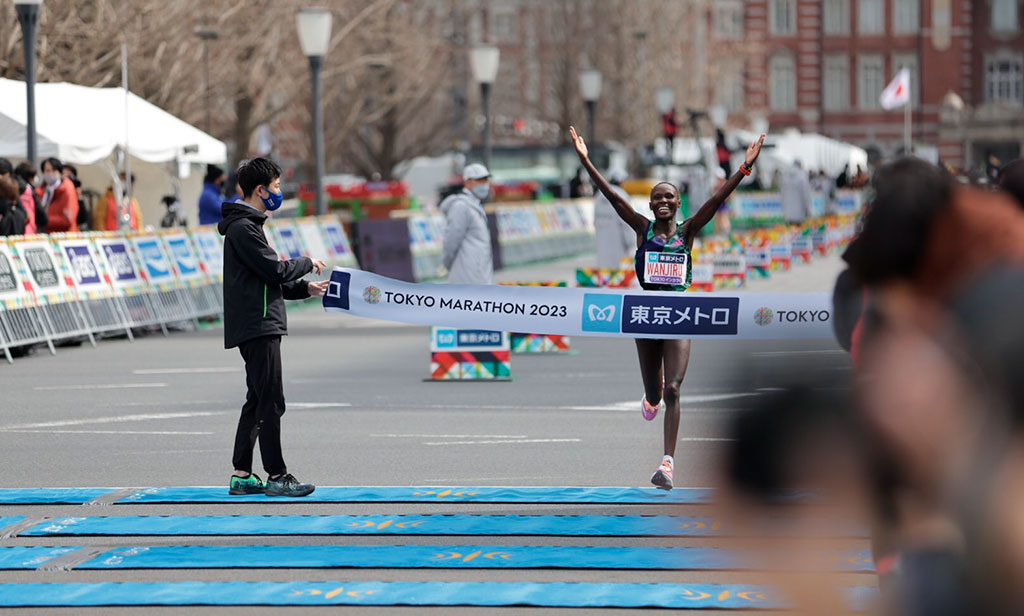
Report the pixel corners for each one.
[14,162,36,184]
[236,157,281,198]
[41,157,63,173]
[848,157,955,284]
[998,159,1024,210]
[204,164,224,184]
[0,158,12,177]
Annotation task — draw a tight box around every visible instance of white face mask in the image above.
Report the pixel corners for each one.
[43,172,60,186]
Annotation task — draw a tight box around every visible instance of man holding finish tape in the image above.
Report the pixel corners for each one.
[218,157,329,497]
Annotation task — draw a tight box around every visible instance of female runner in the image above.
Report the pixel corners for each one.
[570,126,765,489]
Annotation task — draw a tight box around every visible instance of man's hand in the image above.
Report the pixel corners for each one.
[569,126,588,160]
[745,133,766,167]
[307,279,329,298]
[311,258,327,275]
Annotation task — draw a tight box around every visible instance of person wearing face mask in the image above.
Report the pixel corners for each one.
[15,162,46,233]
[199,164,226,226]
[39,157,78,233]
[440,163,494,284]
[93,173,143,231]
[218,157,329,498]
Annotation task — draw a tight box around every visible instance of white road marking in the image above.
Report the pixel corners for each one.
[423,438,582,446]
[750,350,846,357]
[0,430,215,435]
[110,400,232,407]
[131,368,240,375]
[679,437,735,442]
[372,434,528,439]
[33,383,168,391]
[0,412,224,431]
[288,403,351,409]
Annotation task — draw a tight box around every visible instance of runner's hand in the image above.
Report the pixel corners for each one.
[569,126,588,160]
[745,134,766,167]
[311,258,327,275]
[307,279,329,298]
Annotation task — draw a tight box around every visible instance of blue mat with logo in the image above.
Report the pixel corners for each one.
[20,514,727,537]
[77,544,874,572]
[0,546,82,570]
[0,489,114,505]
[0,580,878,609]
[0,516,25,534]
[112,486,716,504]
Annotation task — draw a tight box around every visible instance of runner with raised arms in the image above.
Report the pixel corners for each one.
[570,126,765,489]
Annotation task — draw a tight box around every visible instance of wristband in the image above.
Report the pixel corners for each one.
[738,163,752,176]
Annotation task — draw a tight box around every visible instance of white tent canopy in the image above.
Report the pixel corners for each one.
[0,78,225,165]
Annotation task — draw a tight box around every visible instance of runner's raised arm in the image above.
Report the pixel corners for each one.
[570,126,649,235]
[685,134,765,244]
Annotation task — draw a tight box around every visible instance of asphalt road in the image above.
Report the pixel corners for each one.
[0,253,866,615]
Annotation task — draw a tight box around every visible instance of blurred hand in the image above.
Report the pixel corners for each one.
[311,258,327,275]
[307,279,329,298]
[745,134,766,167]
[569,126,588,160]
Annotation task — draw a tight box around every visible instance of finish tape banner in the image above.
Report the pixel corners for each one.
[324,268,833,340]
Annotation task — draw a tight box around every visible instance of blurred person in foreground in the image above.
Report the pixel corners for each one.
[0,158,33,235]
[593,168,634,269]
[218,157,328,498]
[0,176,27,236]
[998,158,1023,208]
[39,157,78,233]
[441,163,493,284]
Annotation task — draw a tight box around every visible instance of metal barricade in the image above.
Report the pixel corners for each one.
[54,234,133,339]
[93,234,168,335]
[0,240,56,358]
[8,237,95,346]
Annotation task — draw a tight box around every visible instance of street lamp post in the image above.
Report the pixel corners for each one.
[469,45,499,170]
[15,0,42,165]
[296,7,332,216]
[195,28,219,135]
[579,68,602,147]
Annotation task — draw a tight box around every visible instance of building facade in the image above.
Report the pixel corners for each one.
[737,0,1023,166]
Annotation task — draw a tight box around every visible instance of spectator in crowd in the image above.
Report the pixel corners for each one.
[93,173,143,231]
[39,157,78,233]
[568,166,592,199]
[998,159,1023,208]
[63,164,91,231]
[223,168,242,202]
[836,163,850,189]
[594,168,635,269]
[14,162,46,232]
[851,164,869,188]
[160,195,187,228]
[0,175,27,236]
[715,128,732,177]
[780,159,812,226]
[0,157,34,235]
[662,107,678,155]
[441,163,493,284]
[199,164,226,225]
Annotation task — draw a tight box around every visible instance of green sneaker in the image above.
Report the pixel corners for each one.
[228,473,265,495]
[265,473,315,497]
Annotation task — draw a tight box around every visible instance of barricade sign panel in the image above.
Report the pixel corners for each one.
[132,235,178,291]
[94,237,145,291]
[689,263,715,292]
[161,233,204,285]
[295,218,330,266]
[320,217,357,267]
[270,221,305,260]
[0,241,32,310]
[57,238,113,299]
[190,228,223,281]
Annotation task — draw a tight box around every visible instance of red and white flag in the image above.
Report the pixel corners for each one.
[879,68,911,110]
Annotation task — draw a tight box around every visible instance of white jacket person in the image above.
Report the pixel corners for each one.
[441,163,494,284]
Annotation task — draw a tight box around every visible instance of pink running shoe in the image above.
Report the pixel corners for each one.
[651,459,674,490]
[640,396,661,421]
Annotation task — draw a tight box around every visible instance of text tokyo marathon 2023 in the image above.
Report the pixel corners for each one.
[382,290,528,315]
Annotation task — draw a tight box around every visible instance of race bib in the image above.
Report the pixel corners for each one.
[644,252,688,285]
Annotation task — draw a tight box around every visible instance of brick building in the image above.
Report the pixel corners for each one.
[732,0,1023,166]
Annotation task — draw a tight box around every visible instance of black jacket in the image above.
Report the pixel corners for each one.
[218,201,312,349]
